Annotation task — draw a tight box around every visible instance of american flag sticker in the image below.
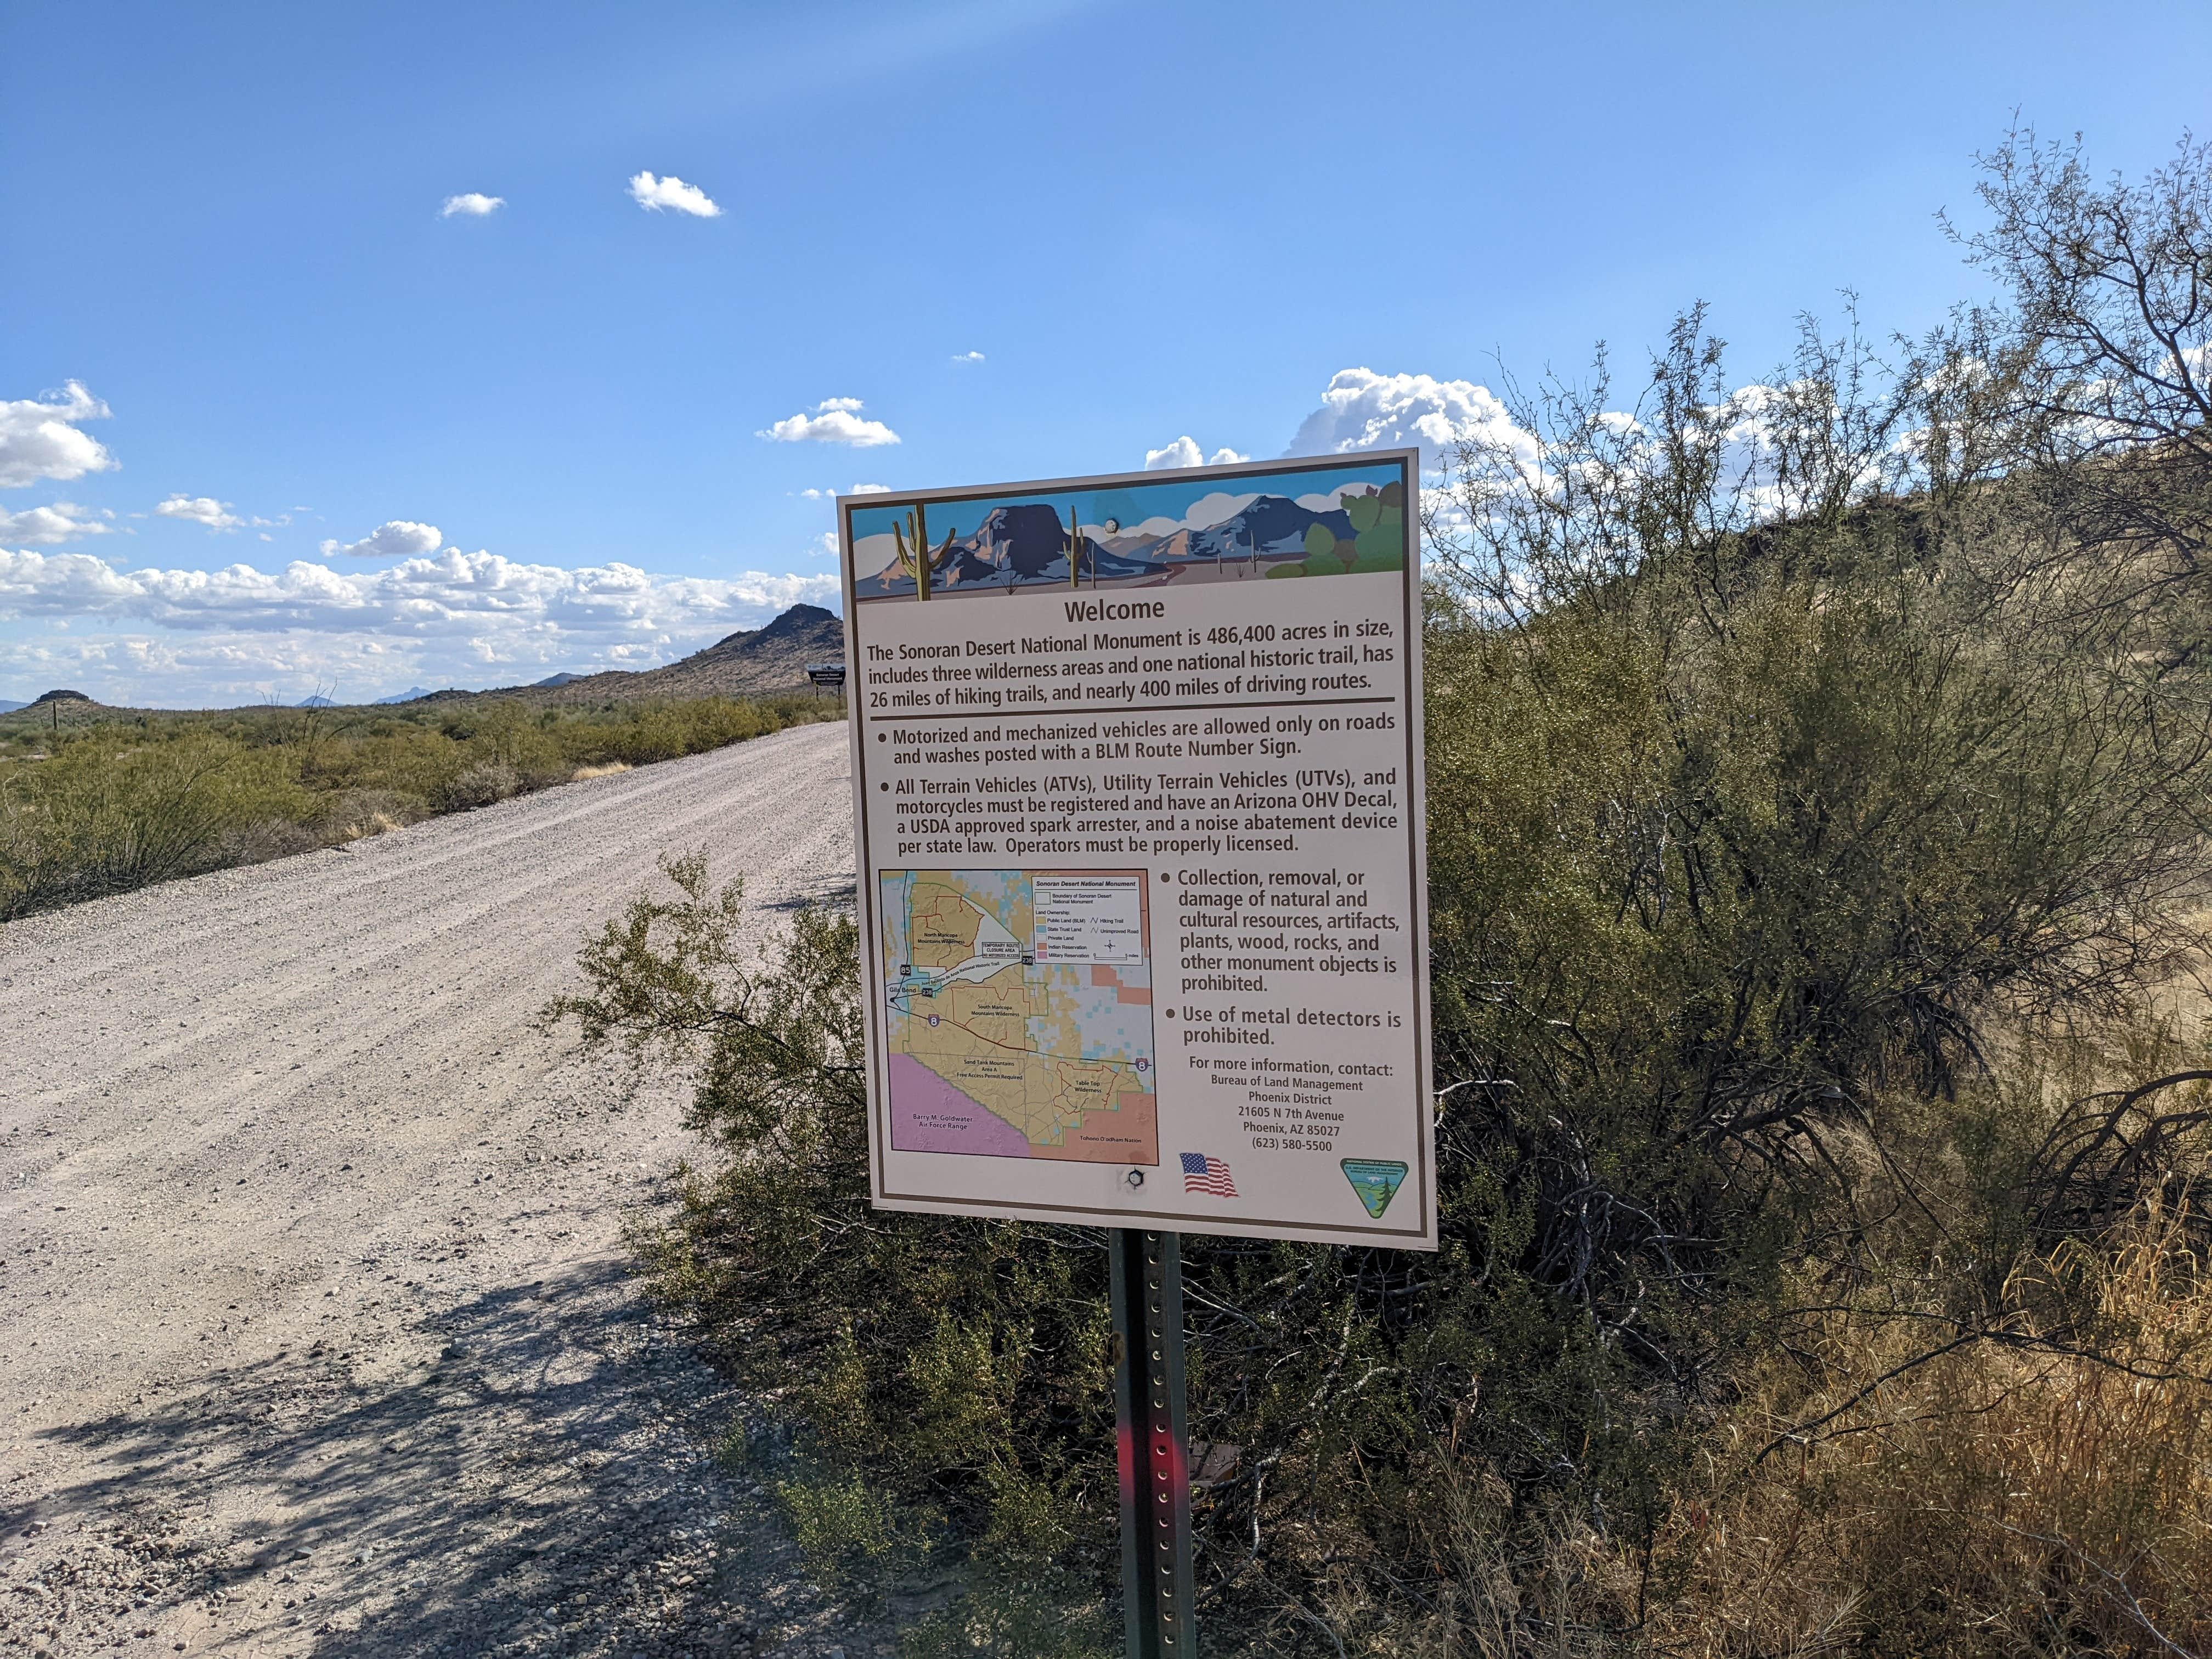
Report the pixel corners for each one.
[1180,1152,1238,1198]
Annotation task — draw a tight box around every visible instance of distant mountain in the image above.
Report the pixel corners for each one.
[297,694,337,708]
[534,602,844,702]
[421,603,845,708]
[2,607,846,719]
[2,689,104,719]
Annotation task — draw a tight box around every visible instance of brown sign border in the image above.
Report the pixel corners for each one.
[838,448,1434,1249]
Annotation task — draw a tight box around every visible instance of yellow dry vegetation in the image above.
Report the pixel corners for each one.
[1658,1209,2212,1655]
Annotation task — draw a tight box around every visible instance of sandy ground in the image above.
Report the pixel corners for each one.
[1,722,883,1658]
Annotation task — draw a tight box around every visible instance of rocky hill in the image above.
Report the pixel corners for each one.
[410,603,846,707]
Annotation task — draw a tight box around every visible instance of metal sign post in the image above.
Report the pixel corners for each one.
[1110,1228,1195,1656]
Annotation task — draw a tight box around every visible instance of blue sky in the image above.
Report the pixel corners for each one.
[4,1,2208,706]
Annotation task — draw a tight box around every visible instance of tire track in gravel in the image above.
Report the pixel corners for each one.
[2,721,892,1658]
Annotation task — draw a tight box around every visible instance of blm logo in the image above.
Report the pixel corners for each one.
[1340,1159,1409,1219]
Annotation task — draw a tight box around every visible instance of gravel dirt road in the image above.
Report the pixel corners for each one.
[1,721,882,1658]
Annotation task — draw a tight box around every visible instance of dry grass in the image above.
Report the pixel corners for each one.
[1323,1458,1643,1657]
[569,761,634,781]
[1656,1208,2212,1658]
[335,810,405,842]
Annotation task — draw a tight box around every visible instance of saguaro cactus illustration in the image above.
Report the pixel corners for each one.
[1065,506,1088,589]
[893,504,958,600]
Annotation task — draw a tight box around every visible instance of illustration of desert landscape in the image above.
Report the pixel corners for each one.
[848,458,1408,602]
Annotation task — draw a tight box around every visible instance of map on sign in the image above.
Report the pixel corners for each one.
[880,869,1158,1164]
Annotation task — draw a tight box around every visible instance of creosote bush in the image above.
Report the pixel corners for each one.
[560,129,2212,1656]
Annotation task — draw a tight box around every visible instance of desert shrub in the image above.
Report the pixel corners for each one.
[0,690,836,919]
[565,864,2212,1654]
[557,697,784,769]
[551,862,1122,1645]
[438,759,522,811]
[443,700,568,788]
[316,787,427,842]
[211,816,324,867]
[563,129,2212,1654]
[0,732,312,916]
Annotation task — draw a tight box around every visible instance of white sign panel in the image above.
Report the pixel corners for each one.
[839,450,1435,1248]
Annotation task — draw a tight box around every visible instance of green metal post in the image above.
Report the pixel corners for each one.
[1110,1228,1195,1657]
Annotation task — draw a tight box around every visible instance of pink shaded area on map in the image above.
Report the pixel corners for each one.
[1090,964,1152,1004]
[889,1053,1031,1158]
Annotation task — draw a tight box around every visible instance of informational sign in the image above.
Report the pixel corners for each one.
[838,451,1434,1249]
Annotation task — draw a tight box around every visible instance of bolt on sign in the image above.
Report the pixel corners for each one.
[837,452,1436,1250]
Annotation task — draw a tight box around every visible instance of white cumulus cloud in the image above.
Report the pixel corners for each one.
[0,547,840,706]
[0,382,117,489]
[952,351,985,364]
[155,495,244,532]
[628,171,721,217]
[759,399,900,447]
[1287,368,1534,472]
[441,193,505,217]
[0,502,110,545]
[1144,437,1250,470]
[319,520,445,560]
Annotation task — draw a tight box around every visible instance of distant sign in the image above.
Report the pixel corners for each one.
[805,661,848,690]
[838,452,1435,1249]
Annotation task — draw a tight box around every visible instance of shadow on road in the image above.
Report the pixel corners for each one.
[16,1257,825,1656]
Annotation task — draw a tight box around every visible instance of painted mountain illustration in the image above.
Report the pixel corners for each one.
[1183,496,1356,565]
[854,492,1391,598]
[855,503,1159,597]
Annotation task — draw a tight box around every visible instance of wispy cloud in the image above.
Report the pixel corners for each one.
[319,520,444,560]
[951,350,985,364]
[628,171,721,217]
[0,382,117,490]
[440,192,506,218]
[759,399,900,447]
[155,495,244,532]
